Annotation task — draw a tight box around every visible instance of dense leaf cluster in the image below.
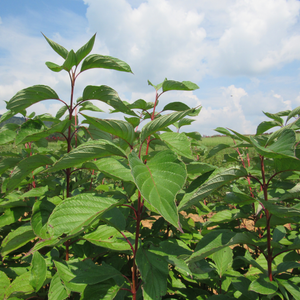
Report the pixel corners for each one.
[0,34,300,300]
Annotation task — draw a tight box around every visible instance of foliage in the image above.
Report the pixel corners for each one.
[1,33,300,300]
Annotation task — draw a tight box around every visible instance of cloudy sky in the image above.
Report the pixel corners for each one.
[0,0,300,135]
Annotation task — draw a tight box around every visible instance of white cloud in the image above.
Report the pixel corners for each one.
[213,0,300,75]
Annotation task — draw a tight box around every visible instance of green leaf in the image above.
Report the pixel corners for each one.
[148,79,165,91]
[1,223,35,257]
[7,154,53,192]
[47,194,120,238]
[268,119,300,147]
[249,275,278,295]
[84,225,134,251]
[0,157,22,176]
[15,119,44,145]
[30,251,47,292]
[92,157,133,182]
[76,34,96,65]
[149,239,192,276]
[54,261,86,293]
[187,230,255,264]
[263,111,284,125]
[160,132,194,159]
[140,109,194,142]
[0,207,27,228]
[178,166,247,211]
[62,49,77,71]
[45,61,64,72]
[162,102,191,112]
[128,99,154,110]
[207,144,231,159]
[20,119,71,144]
[82,85,135,116]
[286,106,300,123]
[250,129,296,159]
[48,272,69,300]
[273,225,286,242]
[186,162,216,177]
[129,151,186,230]
[79,101,104,112]
[80,281,120,300]
[56,105,68,119]
[7,85,59,115]
[0,124,19,145]
[162,80,199,92]
[42,33,68,59]
[31,199,56,239]
[212,247,233,277]
[136,247,169,300]
[4,271,34,299]
[178,118,195,128]
[185,131,202,140]
[68,259,121,285]
[256,121,280,135]
[277,278,300,298]
[0,271,10,300]
[124,116,140,128]
[47,139,126,173]
[82,114,134,145]
[81,54,133,73]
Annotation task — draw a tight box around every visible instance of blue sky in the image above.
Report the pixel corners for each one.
[0,0,300,135]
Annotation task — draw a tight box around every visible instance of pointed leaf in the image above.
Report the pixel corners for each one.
[128,99,154,110]
[1,223,35,257]
[48,272,69,300]
[79,101,103,112]
[7,85,59,114]
[7,154,53,192]
[56,105,68,119]
[62,49,77,71]
[162,102,191,112]
[15,119,44,145]
[45,61,64,72]
[136,248,169,300]
[47,194,120,238]
[178,118,195,128]
[4,271,34,299]
[286,106,300,123]
[67,259,121,285]
[160,132,193,159]
[54,261,86,293]
[0,124,19,145]
[76,34,96,65]
[84,225,134,251]
[30,251,47,292]
[21,119,71,144]
[47,140,126,173]
[212,247,233,277]
[277,279,300,299]
[92,157,133,182]
[31,199,56,239]
[207,144,231,158]
[129,151,186,229]
[42,33,68,59]
[140,109,194,142]
[0,271,10,300]
[82,85,135,116]
[80,281,120,300]
[256,121,280,135]
[187,230,256,263]
[249,275,278,295]
[263,111,283,125]
[178,166,247,211]
[81,54,133,73]
[82,114,134,145]
[0,157,22,176]
[250,129,296,159]
[162,80,199,92]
